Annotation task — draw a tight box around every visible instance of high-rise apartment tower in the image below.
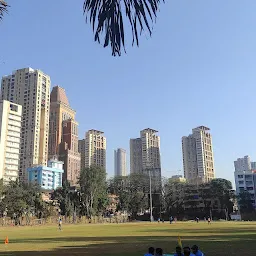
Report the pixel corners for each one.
[48,86,75,159]
[78,139,86,171]
[130,128,161,178]
[1,68,50,182]
[182,126,215,184]
[0,100,22,183]
[234,155,251,172]
[114,148,127,176]
[80,130,106,170]
[59,119,81,185]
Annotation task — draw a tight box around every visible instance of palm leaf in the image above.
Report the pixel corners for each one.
[83,0,164,56]
[0,0,8,21]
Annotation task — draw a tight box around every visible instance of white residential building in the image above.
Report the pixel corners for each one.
[1,68,51,182]
[114,148,126,176]
[234,156,251,172]
[0,100,22,183]
[234,155,256,209]
[182,126,215,184]
[234,170,256,209]
[83,129,106,169]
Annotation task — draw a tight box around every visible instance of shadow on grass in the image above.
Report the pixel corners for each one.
[0,233,256,256]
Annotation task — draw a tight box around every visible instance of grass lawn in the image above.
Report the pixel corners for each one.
[0,221,255,256]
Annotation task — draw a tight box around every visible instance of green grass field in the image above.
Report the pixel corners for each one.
[0,222,255,256]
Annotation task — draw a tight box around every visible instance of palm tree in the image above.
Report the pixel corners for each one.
[0,0,8,21]
[1,1,164,56]
[84,0,164,56]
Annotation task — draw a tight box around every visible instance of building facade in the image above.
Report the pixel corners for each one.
[182,126,215,184]
[234,170,256,209]
[0,100,22,183]
[130,138,142,174]
[78,139,86,171]
[114,148,127,176]
[251,162,256,170]
[130,128,161,189]
[234,155,256,209]
[1,68,50,182]
[59,119,81,186]
[27,158,64,190]
[48,86,75,159]
[169,175,187,183]
[234,156,251,172]
[82,129,106,169]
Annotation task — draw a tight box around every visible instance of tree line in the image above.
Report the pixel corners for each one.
[0,165,254,222]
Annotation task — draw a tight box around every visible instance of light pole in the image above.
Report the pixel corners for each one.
[148,169,154,222]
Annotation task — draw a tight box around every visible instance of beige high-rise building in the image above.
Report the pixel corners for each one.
[48,86,75,159]
[182,126,215,184]
[130,128,161,178]
[78,139,86,170]
[82,130,106,169]
[0,100,22,183]
[1,68,50,182]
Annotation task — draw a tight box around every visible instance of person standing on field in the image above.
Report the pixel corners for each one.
[58,216,62,230]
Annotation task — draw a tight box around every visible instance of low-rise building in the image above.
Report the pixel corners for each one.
[27,158,64,190]
[234,170,256,209]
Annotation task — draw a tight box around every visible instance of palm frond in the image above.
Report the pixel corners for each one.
[83,0,164,56]
[0,0,8,21]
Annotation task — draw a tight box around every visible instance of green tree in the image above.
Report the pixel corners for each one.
[210,178,234,219]
[238,190,254,213]
[79,165,108,217]
[0,180,46,219]
[162,178,185,217]
[108,176,130,212]
[52,181,74,217]
[109,174,149,219]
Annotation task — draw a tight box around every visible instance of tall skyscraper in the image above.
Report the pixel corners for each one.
[114,148,127,176]
[48,86,80,185]
[81,129,106,169]
[59,119,81,185]
[130,128,161,178]
[182,126,215,184]
[48,86,75,159]
[0,100,22,183]
[130,138,142,174]
[234,156,251,172]
[78,139,86,171]
[1,68,50,182]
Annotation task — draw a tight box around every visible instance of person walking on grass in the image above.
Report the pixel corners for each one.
[144,247,155,256]
[191,245,204,256]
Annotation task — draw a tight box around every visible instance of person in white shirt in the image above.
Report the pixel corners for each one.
[144,247,155,256]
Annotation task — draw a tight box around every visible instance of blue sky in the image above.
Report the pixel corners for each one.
[1,0,256,185]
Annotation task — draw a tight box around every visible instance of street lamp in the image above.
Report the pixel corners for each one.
[148,169,154,222]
